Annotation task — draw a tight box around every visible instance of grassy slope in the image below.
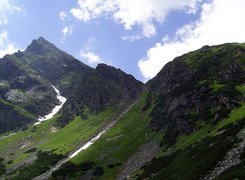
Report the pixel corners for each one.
[52,95,160,179]
[137,102,245,180]
[0,107,119,176]
[39,108,117,154]
[174,102,245,151]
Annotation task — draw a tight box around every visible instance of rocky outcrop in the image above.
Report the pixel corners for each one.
[22,37,91,86]
[0,37,143,133]
[116,141,159,180]
[203,128,245,179]
[58,64,143,126]
[146,43,245,144]
[0,101,33,133]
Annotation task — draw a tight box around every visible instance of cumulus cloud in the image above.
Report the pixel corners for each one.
[0,0,21,25]
[0,30,18,58]
[70,0,201,38]
[138,0,245,81]
[79,50,105,65]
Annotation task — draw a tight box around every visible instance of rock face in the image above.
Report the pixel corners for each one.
[58,63,143,126]
[0,100,33,133]
[22,37,91,86]
[0,37,143,133]
[0,53,59,133]
[116,141,159,180]
[203,128,245,179]
[146,43,245,144]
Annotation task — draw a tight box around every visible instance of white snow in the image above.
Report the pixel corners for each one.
[34,85,66,125]
[69,128,107,158]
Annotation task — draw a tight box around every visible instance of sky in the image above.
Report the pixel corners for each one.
[0,0,245,82]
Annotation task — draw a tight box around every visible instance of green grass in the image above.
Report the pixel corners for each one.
[0,99,35,119]
[211,103,245,134]
[174,123,211,150]
[0,106,119,176]
[139,130,238,180]
[197,79,208,86]
[0,116,58,168]
[12,151,64,180]
[236,84,245,96]
[136,100,245,180]
[138,118,245,180]
[52,97,157,179]
[157,103,245,159]
[210,81,225,91]
[39,108,117,154]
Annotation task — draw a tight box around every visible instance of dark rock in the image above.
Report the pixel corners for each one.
[146,43,245,142]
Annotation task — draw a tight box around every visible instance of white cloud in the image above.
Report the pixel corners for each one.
[121,34,142,42]
[59,11,67,21]
[61,25,73,42]
[62,26,73,36]
[79,50,105,65]
[70,0,201,38]
[0,0,21,25]
[138,0,245,81]
[0,30,18,58]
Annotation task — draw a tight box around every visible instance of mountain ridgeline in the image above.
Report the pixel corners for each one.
[0,37,143,133]
[0,38,244,180]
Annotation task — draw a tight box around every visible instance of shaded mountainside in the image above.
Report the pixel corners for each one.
[0,40,244,180]
[133,43,245,179]
[46,41,245,180]
[146,43,245,144]
[20,37,92,87]
[0,37,143,133]
[0,54,59,133]
[58,63,143,126]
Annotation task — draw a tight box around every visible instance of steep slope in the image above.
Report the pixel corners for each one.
[146,43,244,144]
[59,63,143,126]
[0,54,59,133]
[0,38,144,179]
[48,43,244,180]
[19,37,92,87]
[20,37,143,126]
[135,43,245,179]
[0,37,143,134]
[0,40,244,180]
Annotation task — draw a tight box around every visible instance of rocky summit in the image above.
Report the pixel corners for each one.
[0,39,244,180]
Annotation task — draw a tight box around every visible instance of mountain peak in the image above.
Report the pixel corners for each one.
[35,37,50,44]
[25,37,58,55]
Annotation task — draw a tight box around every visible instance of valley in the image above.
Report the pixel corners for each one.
[0,39,244,179]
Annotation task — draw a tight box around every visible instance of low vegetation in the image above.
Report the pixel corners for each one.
[135,103,245,179]
[51,96,159,179]
[0,158,6,177]
[13,151,64,180]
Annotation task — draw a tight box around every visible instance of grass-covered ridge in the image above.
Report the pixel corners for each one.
[184,43,245,68]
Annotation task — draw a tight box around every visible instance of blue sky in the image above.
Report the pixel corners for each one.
[0,0,245,82]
